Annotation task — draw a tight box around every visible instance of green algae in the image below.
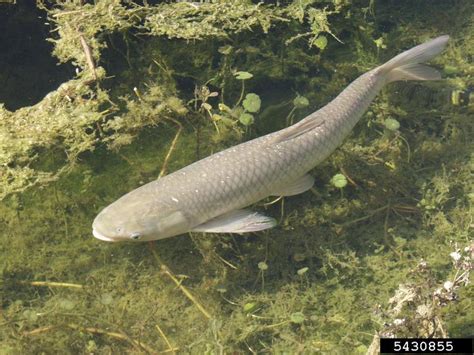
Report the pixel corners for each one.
[1,0,473,353]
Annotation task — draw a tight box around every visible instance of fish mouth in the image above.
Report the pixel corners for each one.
[92,228,117,242]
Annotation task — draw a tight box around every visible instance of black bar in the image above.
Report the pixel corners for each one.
[380,338,473,354]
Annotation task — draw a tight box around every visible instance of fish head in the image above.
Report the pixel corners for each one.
[92,188,191,242]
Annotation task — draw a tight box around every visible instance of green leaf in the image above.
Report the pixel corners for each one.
[221,117,235,127]
[243,302,258,313]
[314,35,328,50]
[330,173,347,189]
[258,261,268,271]
[211,114,223,122]
[201,102,212,111]
[59,299,76,310]
[443,65,459,75]
[100,293,114,305]
[290,312,305,324]
[293,95,309,109]
[23,310,38,322]
[218,103,232,113]
[383,118,400,131]
[242,93,261,113]
[239,113,254,126]
[297,267,309,276]
[218,45,233,55]
[234,71,253,80]
[374,37,387,49]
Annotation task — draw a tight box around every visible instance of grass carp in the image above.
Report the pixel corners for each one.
[93,35,449,242]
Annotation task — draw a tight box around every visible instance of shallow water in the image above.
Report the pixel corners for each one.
[1,1,473,353]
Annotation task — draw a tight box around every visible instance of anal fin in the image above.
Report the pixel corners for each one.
[192,210,276,234]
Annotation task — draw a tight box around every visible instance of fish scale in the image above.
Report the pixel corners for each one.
[166,72,380,226]
[92,35,449,242]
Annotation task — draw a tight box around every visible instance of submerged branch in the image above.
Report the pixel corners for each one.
[18,281,84,289]
[159,119,183,178]
[148,243,213,320]
[24,323,158,354]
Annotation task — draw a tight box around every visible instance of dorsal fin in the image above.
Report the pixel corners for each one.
[273,115,326,144]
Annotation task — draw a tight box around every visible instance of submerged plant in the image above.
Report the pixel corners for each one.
[1,0,472,353]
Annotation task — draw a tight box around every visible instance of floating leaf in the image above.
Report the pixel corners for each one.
[59,299,76,310]
[297,267,309,276]
[383,118,400,131]
[221,116,235,127]
[100,293,114,305]
[239,113,254,126]
[290,312,305,324]
[212,114,223,122]
[218,103,232,113]
[243,93,261,113]
[243,302,258,313]
[293,95,309,109]
[374,37,387,49]
[314,35,328,50]
[218,45,233,55]
[234,71,253,80]
[443,65,459,75]
[23,310,38,322]
[330,173,347,188]
[201,102,212,111]
[215,284,227,293]
[258,261,268,271]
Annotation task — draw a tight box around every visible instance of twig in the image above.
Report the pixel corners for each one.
[215,253,238,270]
[158,348,180,354]
[155,324,177,354]
[373,134,400,158]
[52,9,85,17]
[383,202,393,246]
[66,324,157,354]
[23,325,57,335]
[398,134,412,162]
[392,204,419,213]
[340,166,358,187]
[18,281,84,289]
[148,244,212,319]
[262,196,282,207]
[158,119,183,178]
[79,34,97,81]
[236,80,245,107]
[264,320,290,329]
[339,205,389,227]
[24,323,157,354]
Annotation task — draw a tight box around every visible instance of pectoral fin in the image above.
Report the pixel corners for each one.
[272,174,314,196]
[192,210,277,234]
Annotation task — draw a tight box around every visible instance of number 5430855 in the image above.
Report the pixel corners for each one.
[393,340,453,352]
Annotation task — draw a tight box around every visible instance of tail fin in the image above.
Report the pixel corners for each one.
[379,35,449,83]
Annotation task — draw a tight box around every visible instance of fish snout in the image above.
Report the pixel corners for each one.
[92,227,118,242]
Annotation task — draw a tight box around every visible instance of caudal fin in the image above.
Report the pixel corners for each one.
[379,35,449,83]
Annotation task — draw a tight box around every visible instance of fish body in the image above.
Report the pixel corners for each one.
[93,35,449,242]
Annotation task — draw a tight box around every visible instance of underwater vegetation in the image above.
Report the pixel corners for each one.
[0,0,472,353]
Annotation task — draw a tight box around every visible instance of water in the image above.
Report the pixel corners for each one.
[1,1,472,353]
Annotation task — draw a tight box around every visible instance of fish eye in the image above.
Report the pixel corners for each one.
[116,227,123,234]
[130,233,141,240]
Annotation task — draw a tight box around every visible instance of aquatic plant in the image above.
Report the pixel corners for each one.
[1,0,349,199]
[0,0,472,353]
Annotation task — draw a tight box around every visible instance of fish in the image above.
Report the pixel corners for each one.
[92,35,449,242]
